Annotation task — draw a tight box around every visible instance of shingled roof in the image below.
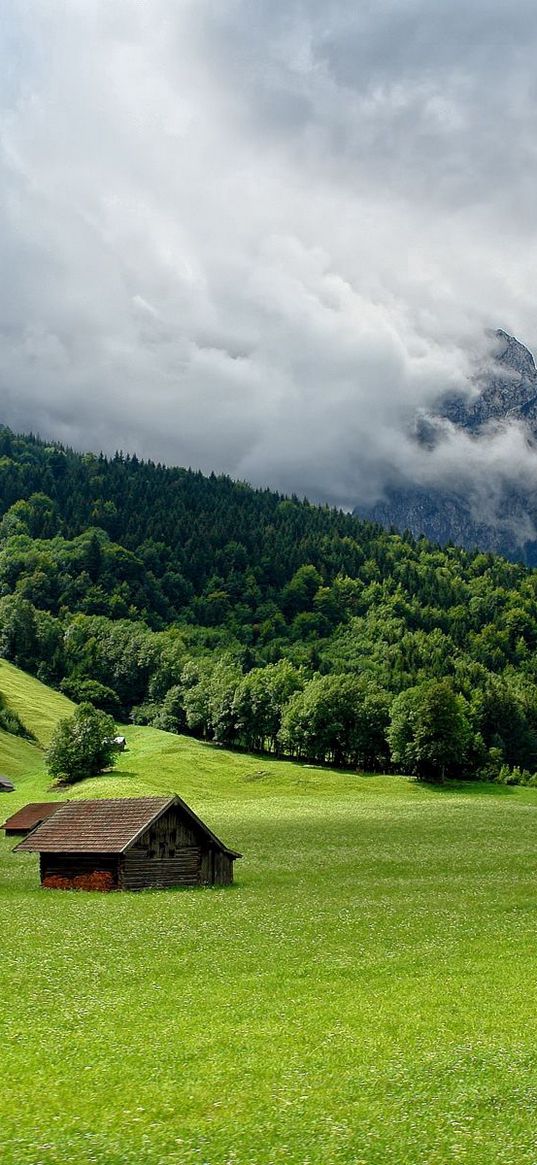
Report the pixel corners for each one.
[2,802,65,833]
[15,795,241,857]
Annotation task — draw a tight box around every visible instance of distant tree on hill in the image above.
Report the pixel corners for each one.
[233,660,304,752]
[279,673,391,769]
[0,595,39,671]
[59,676,122,716]
[46,703,118,785]
[388,680,471,782]
[152,685,186,734]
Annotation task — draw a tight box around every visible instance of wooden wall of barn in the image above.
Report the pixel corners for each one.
[199,849,234,885]
[133,806,199,858]
[120,848,201,889]
[120,806,235,888]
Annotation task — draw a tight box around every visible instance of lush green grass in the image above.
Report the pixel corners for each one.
[3,675,537,1163]
[0,657,74,746]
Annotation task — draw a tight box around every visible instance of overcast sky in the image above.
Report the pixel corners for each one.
[2,0,537,507]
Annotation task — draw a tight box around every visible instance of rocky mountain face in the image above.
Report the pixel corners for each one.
[356,330,537,564]
[442,330,537,431]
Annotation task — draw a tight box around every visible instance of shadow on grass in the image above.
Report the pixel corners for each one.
[131,881,240,895]
[53,771,146,792]
[108,770,139,780]
[412,778,516,797]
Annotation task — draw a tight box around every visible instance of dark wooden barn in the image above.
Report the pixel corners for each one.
[2,802,66,837]
[15,795,241,891]
[0,776,15,792]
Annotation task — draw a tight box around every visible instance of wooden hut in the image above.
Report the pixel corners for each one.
[0,776,14,792]
[15,795,241,891]
[2,802,66,837]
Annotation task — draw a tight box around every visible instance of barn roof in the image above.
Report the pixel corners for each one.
[2,802,66,832]
[14,795,241,857]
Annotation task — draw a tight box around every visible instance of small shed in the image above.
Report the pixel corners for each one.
[2,802,66,838]
[15,795,242,891]
[0,776,14,792]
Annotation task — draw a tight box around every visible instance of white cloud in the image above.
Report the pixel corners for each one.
[1,0,537,508]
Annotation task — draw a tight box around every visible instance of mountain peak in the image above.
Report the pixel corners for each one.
[442,329,537,431]
[493,329,537,379]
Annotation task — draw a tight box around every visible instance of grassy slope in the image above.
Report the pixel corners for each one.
[0,659,73,825]
[0,657,74,746]
[2,669,537,1163]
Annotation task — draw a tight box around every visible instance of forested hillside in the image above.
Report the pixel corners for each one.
[2,427,537,780]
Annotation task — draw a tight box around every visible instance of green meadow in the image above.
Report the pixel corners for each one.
[2,666,537,1163]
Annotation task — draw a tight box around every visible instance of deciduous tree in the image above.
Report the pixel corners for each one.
[388,680,471,782]
[46,703,118,785]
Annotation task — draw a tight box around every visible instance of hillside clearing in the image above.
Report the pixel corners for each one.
[2,687,537,1164]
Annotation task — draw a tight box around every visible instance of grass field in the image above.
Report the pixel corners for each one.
[2,669,537,1163]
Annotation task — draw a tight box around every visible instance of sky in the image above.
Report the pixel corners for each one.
[2,0,537,508]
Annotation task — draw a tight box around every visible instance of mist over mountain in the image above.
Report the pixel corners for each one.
[4,4,537,512]
[356,330,537,563]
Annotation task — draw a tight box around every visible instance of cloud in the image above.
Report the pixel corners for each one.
[1,1,537,508]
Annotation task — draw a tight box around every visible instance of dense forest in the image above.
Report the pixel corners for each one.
[2,427,537,782]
